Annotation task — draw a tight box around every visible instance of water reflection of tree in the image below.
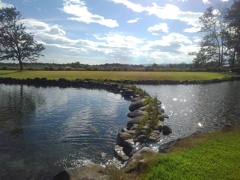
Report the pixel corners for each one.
[0,84,45,134]
[217,82,240,125]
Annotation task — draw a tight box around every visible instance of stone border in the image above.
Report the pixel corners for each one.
[0,77,172,155]
[114,89,172,161]
[1,76,240,88]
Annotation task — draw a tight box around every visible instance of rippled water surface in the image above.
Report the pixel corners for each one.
[1,82,240,179]
[0,84,129,179]
[139,81,240,144]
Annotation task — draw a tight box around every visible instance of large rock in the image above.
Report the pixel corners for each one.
[131,96,142,102]
[148,130,160,143]
[134,134,148,143]
[53,170,69,180]
[158,114,169,121]
[155,124,163,132]
[162,125,172,135]
[121,89,135,98]
[127,116,144,129]
[123,139,135,156]
[53,164,108,180]
[114,145,129,161]
[124,147,155,172]
[116,132,132,146]
[130,124,139,130]
[139,105,149,111]
[129,99,145,112]
[127,110,147,118]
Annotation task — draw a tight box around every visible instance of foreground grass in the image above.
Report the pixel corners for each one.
[143,126,240,180]
[108,125,240,180]
[0,70,236,81]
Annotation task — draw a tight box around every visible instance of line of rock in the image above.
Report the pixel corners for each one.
[114,88,172,161]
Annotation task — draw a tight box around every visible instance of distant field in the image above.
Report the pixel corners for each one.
[0,70,235,81]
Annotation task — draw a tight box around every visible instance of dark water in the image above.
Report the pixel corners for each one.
[139,81,240,145]
[0,84,130,180]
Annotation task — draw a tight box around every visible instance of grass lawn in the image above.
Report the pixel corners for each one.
[109,125,240,180]
[0,70,236,81]
[141,125,240,180]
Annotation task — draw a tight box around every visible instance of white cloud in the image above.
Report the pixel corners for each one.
[203,0,211,4]
[141,33,193,62]
[127,18,140,24]
[18,16,196,64]
[91,33,144,59]
[93,33,143,48]
[184,27,200,33]
[21,18,84,52]
[110,1,202,33]
[19,18,145,63]
[148,23,169,35]
[0,0,13,8]
[146,4,202,28]
[62,0,118,28]
[110,0,145,12]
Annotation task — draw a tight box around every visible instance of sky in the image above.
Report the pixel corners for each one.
[0,0,232,65]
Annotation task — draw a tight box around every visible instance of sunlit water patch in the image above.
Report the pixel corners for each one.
[139,81,240,144]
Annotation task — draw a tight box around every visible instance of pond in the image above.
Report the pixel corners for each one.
[0,84,130,179]
[1,81,240,179]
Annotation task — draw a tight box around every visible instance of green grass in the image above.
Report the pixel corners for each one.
[103,126,240,180]
[142,126,240,180]
[0,70,236,81]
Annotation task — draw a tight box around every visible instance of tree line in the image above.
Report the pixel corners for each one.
[192,0,240,72]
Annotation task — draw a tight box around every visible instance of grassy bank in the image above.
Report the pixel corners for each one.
[112,125,240,180]
[145,125,240,180]
[0,70,236,81]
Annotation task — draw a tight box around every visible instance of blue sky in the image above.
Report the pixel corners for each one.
[0,0,231,65]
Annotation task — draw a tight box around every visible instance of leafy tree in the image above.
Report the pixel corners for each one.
[194,6,227,69]
[224,0,240,71]
[0,7,45,71]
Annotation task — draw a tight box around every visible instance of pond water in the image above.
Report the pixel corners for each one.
[1,81,240,179]
[139,81,240,144]
[0,84,130,180]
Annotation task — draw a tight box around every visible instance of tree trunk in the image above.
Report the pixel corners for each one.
[19,59,23,71]
[230,50,236,72]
